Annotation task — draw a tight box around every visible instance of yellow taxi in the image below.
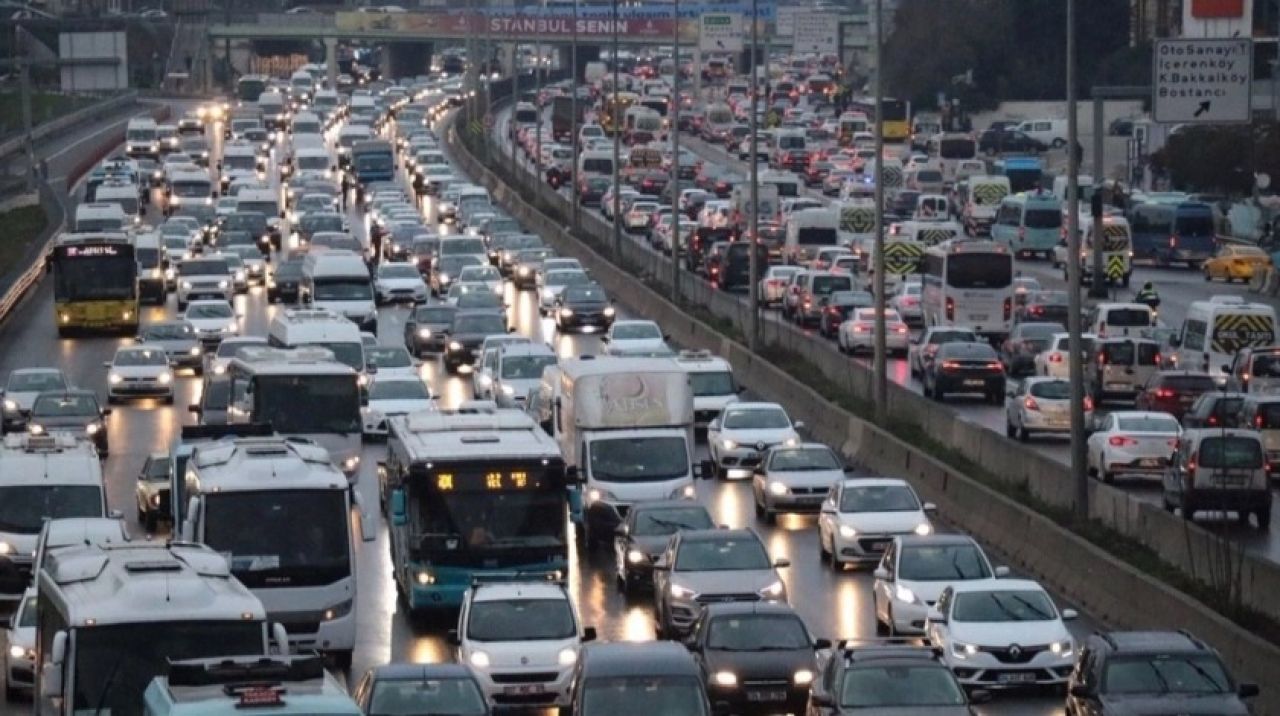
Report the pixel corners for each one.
[1203,243,1272,282]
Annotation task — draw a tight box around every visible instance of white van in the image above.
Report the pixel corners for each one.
[962,175,1011,235]
[1016,118,1068,148]
[301,250,377,333]
[257,90,290,131]
[1086,302,1157,340]
[577,149,614,177]
[74,202,130,232]
[94,182,143,220]
[125,117,159,159]
[266,307,366,375]
[1051,174,1095,204]
[784,207,840,264]
[1176,297,1278,375]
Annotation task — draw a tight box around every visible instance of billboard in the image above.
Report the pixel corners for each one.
[1182,0,1252,37]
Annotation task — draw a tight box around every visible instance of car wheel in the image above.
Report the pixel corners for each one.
[1017,424,1029,442]
[1005,421,1016,438]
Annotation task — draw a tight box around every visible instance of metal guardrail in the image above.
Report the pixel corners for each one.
[0,91,137,163]
[0,181,64,322]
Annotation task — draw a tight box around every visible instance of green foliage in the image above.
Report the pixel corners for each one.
[1152,124,1280,196]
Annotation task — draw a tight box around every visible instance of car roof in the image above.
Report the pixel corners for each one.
[369,662,476,680]
[948,577,1043,594]
[580,641,699,678]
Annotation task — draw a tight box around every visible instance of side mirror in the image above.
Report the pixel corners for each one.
[188,403,202,415]
[1061,608,1079,620]
[583,626,598,642]
[1238,683,1260,699]
[102,361,113,368]
[652,557,670,571]
[994,565,1011,577]
[390,488,408,526]
[794,421,805,430]
[774,558,791,569]
[873,567,891,580]
[565,465,581,483]
[447,629,460,646]
[1220,364,1231,374]
[39,630,67,697]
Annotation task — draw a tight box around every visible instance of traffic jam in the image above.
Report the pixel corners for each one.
[0,35,1267,716]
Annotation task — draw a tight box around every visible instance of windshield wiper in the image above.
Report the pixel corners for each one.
[1174,657,1225,692]
[986,593,1025,621]
[1006,593,1051,620]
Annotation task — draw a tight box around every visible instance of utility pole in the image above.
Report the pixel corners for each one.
[611,0,622,261]
[871,0,887,423]
[1065,0,1089,519]
[747,0,760,350]
[510,44,519,177]
[1088,93,1107,298]
[669,0,681,303]
[571,0,580,231]
[19,56,35,191]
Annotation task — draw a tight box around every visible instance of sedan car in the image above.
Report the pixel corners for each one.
[837,308,909,355]
[613,501,715,595]
[28,390,110,456]
[806,642,981,714]
[443,311,511,374]
[352,663,490,716]
[4,588,35,699]
[374,262,429,304]
[818,477,934,569]
[653,529,789,637]
[602,320,670,357]
[1015,290,1070,325]
[182,299,240,345]
[908,328,979,379]
[1,368,69,433]
[1203,243,1271,283]
[104,346,174,404]
[1005,377,1093,441]
[457,265,503,295]
[203,335,267,376]
[135,451,171,532]
[817,290,874,339]
[1085,410,1181,483]
[267,259,304,303]
[759,266,801,308]
[926,580,1078,690]
[708,402,803,480]
[689,603,821,716]
[873,534,1009,636]
[137,320,203,373]
[538,268,591,314]
[362,376,436,439]
[554,283,616,333]
[752,443,845,524]
[889,282,924,326]
[923,342,1006,404]
[1134,370,1216,420]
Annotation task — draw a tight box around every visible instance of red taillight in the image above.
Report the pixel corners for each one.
[1030,305,1044,315]
[1187,453,1197,475]
[1256,414,1266,429]
[1208,415,1219,426]
[1003,297,1012,321]
[853,324,866,333]
[1049,353,1064,363]
[895,325,908,334]
[1097,351,1107,366]
[904,297,919,306]
[1170,234,1179,247]
[945,296,955,321]
[941,360,960,369]
[1083,396,1094,411]
[1024,397,1040,411]
[1155,388,1176,399]
[1109,436,1138,447]
[986,361,1004,371]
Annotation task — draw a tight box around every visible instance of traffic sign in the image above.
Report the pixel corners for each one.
[1152,38,1252,124]
[792,12,838,55]
[699,12,744,52]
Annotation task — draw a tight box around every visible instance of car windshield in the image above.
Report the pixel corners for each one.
[115,348,168,367]
[706,614,810,650]
[898,544,993,581]
[590,436,688,482]
[564,285,608,302]
[840,666,967,708]
[613,323,661,340]
[32,394,98,417]
[0,485,102,533]
[547,271,588,288]
[952,590,1057,622]
[675,537,770,571]
[501,355,556,380]
[452,314,507,335]
[142,323,195,341]
[379,264,420,280]
[581,676,707,716]
[839,484,920,513]
[274,261,303,279]
[456,293,502,310]
[187,303,233,319]
[467,598,576,641]
[369,678,488,716]
[631,506,714,537]
[1028,380,1071,399]
[367,347,413,369]
[181,260,228,276]
[314,279,373,301]
[1105,308,1152,327]
[929,330,977,345]
[459,266,499,282]
[7,372,66,392]
[370,379,431,401]
[769,447,840,471]
[722,408,789,430]
[1102,654,1232,695]
[689,371,734,396]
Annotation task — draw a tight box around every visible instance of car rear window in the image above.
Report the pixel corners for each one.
[1164,375,1215,392]
[1197,436,1263,469]
[1254,403,1280,429]
[1105,308,1152,327]
[1029,381,1071,399]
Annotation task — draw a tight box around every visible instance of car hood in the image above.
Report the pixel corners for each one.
[112,365,167,378]
[470,637,578,669]
[723,428,797,446]
[609,338,668,355]
[630,534,672,557]
[564,300,609,312]
[379,277,426,289]
[1095,693,1250,715]
[837,510,929,534]
[948,619,1069,648]
[768,468,843,489]
[704,647,813,682]
[187,317,233,331]
[32,415,95,429]
[670,568,779,597]
[499,377,540,396]
[144,338,198,352]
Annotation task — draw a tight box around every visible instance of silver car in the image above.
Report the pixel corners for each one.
[653,529,789,637]
[751,443,846,523]
[137,320,203,373]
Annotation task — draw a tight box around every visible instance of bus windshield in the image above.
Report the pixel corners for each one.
[253,374,361,434]
[947,253,1012,289]
[54,248,137,301]
[203,490,350,588]
[415,479,565,552]
[0,485,101,533]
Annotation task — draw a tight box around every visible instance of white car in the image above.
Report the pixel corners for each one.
[364,345,421,379]
[602,320,671,357]
[472,335,534,399]
[817,477,934,569]
[838,308,910,355]
[105,345,174,404]
[873,534,1009,636]
[752,443,845,523]
[4,588,35,698]
[175,256,234,310]
[707,402,802,480]
[489,343,558,408]
[362,376,435,438]
[374,262,429,304]
[1005,377,1093,441]
[225,246,266,285]
[458,264,504,295]
[1,367,69,432]
[1034,332,1096,379]
[455,578,596,710]
[182,300,240,345]
[925,579,1078,690]
[203,336,267,376]
[758,266,802,307]
[673,350,740,429]
[889,282,924,325]
[1085,410,1181,483]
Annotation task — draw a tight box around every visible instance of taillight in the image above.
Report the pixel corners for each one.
[1049,354,1064,363]
[1083,396,1094,411]
[1187,453,1197,476]
[1256,414,1266,429]
[895,325,908,334]
[1155,388,1176,399]
[1169,234,1179,247]
[986,361,1004,371]
[945,296,955,321]
[941,360,960,369]
[1024,397,1040,411]
[1208,415,1219,426]
[1003,297,1012,321]
[1097,351,1107,366]
[1109,436,1138,447]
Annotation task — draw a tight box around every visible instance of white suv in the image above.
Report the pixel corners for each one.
[451,577,596,711]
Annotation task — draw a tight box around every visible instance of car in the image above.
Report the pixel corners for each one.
[923,342,1006,404]
[1163,428,1272,527]
[457,265,503,295]
[202,335,267,376]
[538,268,590,314]
[471,335,533,399]
[687,602,822,716]
[434,255,486,296]
[1004,377,1093,441]
[908,328,980,379]
[1,368,69,433]
[838,307,909,355]
[925,579,1079,690]
[1182,390,1246,429]
[267,258,305,303]
[352,663,490,716]
[189,373,231,426]
[137,320,203,373]
[889,282,924,325]
[175,256,233,310]
[488,343,558,408]
[602,320,670,357]
[1203,243,1271,283]
[4,588,35,699]
[817,477,935,569]
[806,642,982,714]
[816,290,874,339]
[452,576,596,711]
[1065,631,1258,715]
[224,245,267,285]
[872,534,1009,636]
[104,346,174,404]
[216,253,250,294]
[751,443,845,524]
[978,128,1047,154]
[362,376,435,440]
[135,451,171,532]
[613,501,715,595]
[553,283,616,333]
[1015,290,1070,325]
[365,345,419,379]
[707,402,803,480]
[511,248,555,290]
[1085,410,1181,484]
[999,322,1066,377]
[444,310,511,374]
[27,390,110,456]
[571,642,711,716]
[1134,370,1216,420]
[405,303,458,356]
[374,262,429,304]
[1033,332,1095,379]
[181,299,240,345]
[653,528,789,637]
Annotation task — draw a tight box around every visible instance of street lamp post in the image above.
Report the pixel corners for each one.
[611,0,622,260]
[872,0,887,422]
[747,0,760,349]
[1065,0,1088,518]
[571,0,580,230]
[669,0,681,303]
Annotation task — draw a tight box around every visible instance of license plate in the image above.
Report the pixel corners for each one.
[997,672,1037,684]
[747,690,787,702]
[963,379,985,387]
[970,314,988,321]
[1139,458,1161,468]
[502,684,545,695]
[1106,382,1129,389]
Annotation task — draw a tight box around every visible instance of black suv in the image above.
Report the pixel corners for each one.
[807,643,983,714]
[1066,630,1258,715]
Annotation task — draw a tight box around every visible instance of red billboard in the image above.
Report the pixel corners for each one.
[1190,0,1245,18]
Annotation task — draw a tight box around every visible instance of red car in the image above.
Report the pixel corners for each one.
[1135,371,1217,420]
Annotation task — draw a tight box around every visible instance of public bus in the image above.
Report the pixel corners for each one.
[51,233,139,336]
[881,99,910,141]
[600,91,639,136]
[236,74,269,105]
[921,239,1015,339]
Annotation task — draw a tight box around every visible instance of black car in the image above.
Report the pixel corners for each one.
[818,290,874,338]
[404,303,458,356]
[28,390,111,457]
[807,643,982,714]
[294,212,346,248]
[1016,290,1070,325]
[690,603,824,716]
[578,176,611,206]
[353,662,489,716]
[554,284,616,333]
[1066,631,1257,716]
[979,128,1047,154]
[613,501,715,594]
[888,190,921,220]
[443,310,510,373]
[572,642,710,716]
[267,259,304,304]
[998,321,1065,376]
[714,242,769,292]
[511,248,555,290]
[924,342,1005,403]
[1182,391,1246,429]
[217,211,273,254]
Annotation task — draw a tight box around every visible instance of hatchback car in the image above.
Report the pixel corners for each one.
[554,284,616,333]
[653,529,789,637]
[374,262,429,304]
[873,534,1008,636]
[613,501,715,595]
[708,403,803,480]
[1,368,69,433]
[138,320,203,373]
[405,303,458,356]
[28,390,110,456]
[1135,370,1216,420]
[752,443,846,523]
[105,346,174,404]
[1005,377,1093,441]
[818,477,935,569]
[352,663,490,716]
[689,603,822,716]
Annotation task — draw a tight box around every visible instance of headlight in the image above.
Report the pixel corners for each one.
[0,542,11,555]
[557,647,578,666]
[8,645,25,659]
[784,436,800,447]
[768,481,788,496]
[342,455,360,472]
[2,399,17,412]
[721,439,738,451]
[759,580,785,599]
[500,384,515,396]
[86,423,101,435]
[894,584,917,603]
[448,340,462,351]
[217,280,229,289]
[235,270,246,281]
[158,372,172,384]
[914,522,933,536]
[838,524,857,539]
[109,373,123,385]
[711,671,737,688]
[1049,639,1074,657]
[438,273,450,283]
[603,306,616,317]
[951,641,978,659]
[559,308,574,318]
[181,281,193,290]
[627,549,647,564]
[518,266,530,275]
[469,650,491,669]
[415,570,435,585]
[542,288,553,298]
[151,493,162,506]
[669,583,697,599]
[793,669,814,686]
[27,424,43,435]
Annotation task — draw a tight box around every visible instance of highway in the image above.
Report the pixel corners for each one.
[488,99,1280,566]
[0,97,1086,715]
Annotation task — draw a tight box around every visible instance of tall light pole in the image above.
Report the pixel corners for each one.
[669,0,682,302]
[871,0,887,423]
[510,42,519,177]
[1065,0,1088,518]
[611,0,622,260]
[571,0,580,230]
[746,0,760,349]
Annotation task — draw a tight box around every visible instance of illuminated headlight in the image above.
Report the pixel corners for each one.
[768,481,788,496]
[1049,639,1074,657]
[181,281,193,290]
[759,580,785,599]
[323,599,354,621]
[448,340,463,351]
[721,439,738,451]
[2,399,16,412]
[838,524,857,539]
[151,493,162,506]
[358,374,369,387]
[9,645,27,659]
[668,484,696,500]
[150,142,158,151]
[669,583,698,599]
[416,570,435,585]
[894,584,917,603]
[784,436,800,447]
[952,641,979,659]
[914,522,933,536]
[214,364,227,375]
[469,650,491,669]
[235,270,246,281]
[0,542,12,556]
[793,669,814,686]
[166,268,176,280]
[109,373,123,385]
[86,423,101,435]
[626,549,647,564]
[27,424,43,435]
[711,671,737,688]
[158,372,172,384]
[217,280,229,289]
[542,288,553,298]
[153,170,163,179]
[518,266,530,276]
[557,647,578,666]
[418,328,432,339]
[438,273,451,284]
[500,383,515,396]
[559,308,574,318]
